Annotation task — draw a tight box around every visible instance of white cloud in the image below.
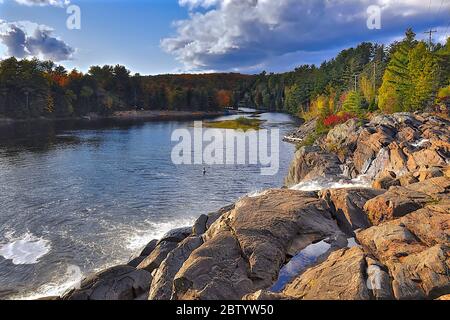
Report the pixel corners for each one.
[13,0,70,6]
[0,20,75,61]
[162,0,450,72]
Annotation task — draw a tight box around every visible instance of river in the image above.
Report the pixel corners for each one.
[0,110,298,299]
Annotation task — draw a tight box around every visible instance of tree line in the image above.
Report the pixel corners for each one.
[0,59,253,119]
[0,28,449,121]
[246,29,449,125]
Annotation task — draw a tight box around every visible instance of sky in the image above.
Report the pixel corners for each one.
[0,0,449,75]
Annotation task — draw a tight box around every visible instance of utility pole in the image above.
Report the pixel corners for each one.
[373,63,377,92]
[424,29,437,48]
[353,74,359,92]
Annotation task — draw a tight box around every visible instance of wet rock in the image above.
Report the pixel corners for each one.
[63,266,152,300]
[159,227,192,243]
[192,215,208,236]
[137,228,191,274]
[320,188,384,236]
[127,256,146,268]
[285,146,342,187]
[140,240,158,257]
[282,247,371,300]
[363,187,432,225]
[172,189,344,300]
[137,241,180,273]
[149,236,203,300]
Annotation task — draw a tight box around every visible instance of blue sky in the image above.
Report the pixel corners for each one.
[0,0,449,75]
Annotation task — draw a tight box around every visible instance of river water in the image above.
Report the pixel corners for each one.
[0,110,298,299]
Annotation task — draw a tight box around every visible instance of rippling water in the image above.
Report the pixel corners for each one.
[0,111,298,299]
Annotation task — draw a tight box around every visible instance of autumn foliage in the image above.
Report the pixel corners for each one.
[323,113,353,127]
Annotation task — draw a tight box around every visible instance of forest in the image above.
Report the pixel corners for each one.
[0,29,449,122]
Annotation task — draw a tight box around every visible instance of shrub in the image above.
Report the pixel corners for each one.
[323,112,353,127]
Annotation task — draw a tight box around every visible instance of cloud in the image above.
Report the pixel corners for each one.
[13,0,70,7]
[0,20,75,61]
[162,0,450,72]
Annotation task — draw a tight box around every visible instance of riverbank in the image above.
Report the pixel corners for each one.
[0,110,234,128]
[33,112,450,300]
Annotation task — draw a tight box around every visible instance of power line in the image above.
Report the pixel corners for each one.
[424,29,438,47]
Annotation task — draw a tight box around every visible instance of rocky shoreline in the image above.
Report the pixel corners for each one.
[46,112,449,301]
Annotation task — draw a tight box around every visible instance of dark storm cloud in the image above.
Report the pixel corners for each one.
[163,0,450,72]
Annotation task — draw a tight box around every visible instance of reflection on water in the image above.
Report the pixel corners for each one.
[0,112,298,299]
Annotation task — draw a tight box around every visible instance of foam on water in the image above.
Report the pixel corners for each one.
[10,265,84,300]
[411,139,430,148]
[0,232,51,265]
[246,189,270,198]
[290,176,370,192]
[124,217,195,254]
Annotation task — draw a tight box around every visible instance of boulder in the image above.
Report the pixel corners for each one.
[159,227,192,243]
[173,231,253,300]
[149,236,203,300]
[426,198,450,214]
[320,188,384,236]
[127,256,146,268]
[63,266,152,300]
[353,126,395,174]
[282,247,371,300]
[192,215,208,236]
[389,245,450,300]
[363,186,432,225]
[206,204,235,230]
[137,241,180,273]
[139,239,158,257]
[405,176,449,201]
[172,189,344,300]
[285,146,342,187]
[399,208,449,247]
[137,228,191,274]
[414,167,444,182]
[372,171,401,190]
[357,220,450,300]
[356,220,428,263]
[325,118,361,160]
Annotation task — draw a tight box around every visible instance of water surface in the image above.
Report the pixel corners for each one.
[0,111,297,299]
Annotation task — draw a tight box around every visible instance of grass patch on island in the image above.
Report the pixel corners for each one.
[204,117,265,131]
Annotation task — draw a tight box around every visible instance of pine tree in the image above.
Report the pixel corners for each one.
[407,42,439,111]
[342,91,363,114]
[378,30,416,113]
